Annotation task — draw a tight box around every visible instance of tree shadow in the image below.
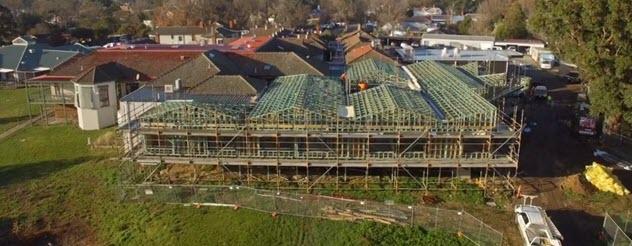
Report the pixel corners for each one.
[0,115,31,125]
[0,157,92,187]
[547,209,606,246]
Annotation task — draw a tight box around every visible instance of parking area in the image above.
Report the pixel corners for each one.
[511,59,632,245]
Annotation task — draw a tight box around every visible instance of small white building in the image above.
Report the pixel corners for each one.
[421,33,496,50]
[154,25,241,45]
[72,63,122,130]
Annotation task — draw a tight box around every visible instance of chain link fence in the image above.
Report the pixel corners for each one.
[120,184,503,245]
[603,212,632,246]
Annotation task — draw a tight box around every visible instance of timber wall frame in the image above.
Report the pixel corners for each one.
[126,102,522,191]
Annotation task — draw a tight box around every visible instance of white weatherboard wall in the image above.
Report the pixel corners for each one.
[422,38,495,50]
[75,81,117,130]
[158,34,215,45]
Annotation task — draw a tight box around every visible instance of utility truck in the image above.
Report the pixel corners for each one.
[529,48,556,69]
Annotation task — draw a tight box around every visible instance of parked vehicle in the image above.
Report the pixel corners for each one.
[529,47,556,69]
[574,97,598,136]
[539,60,552,69]
[616,161,632,171]
[515,196,563,246]
[533,85,548,99]
[563,71,581,83]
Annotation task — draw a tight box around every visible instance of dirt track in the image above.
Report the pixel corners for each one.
[515,66,631,246]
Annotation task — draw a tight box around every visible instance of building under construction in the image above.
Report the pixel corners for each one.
[122,58,522,191]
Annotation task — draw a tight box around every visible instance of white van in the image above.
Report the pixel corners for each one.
[539,60,552,69]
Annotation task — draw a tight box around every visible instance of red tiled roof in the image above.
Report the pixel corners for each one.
[226,36,273,54]
[47,49,204,80]
[345,44,394,64]
[104,44,219,51]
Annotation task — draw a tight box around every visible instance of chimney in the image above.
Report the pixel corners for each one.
[174,78,182,91]
[80,65,84,71]
[180,55,186,60]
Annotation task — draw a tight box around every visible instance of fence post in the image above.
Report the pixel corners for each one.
[458,210,463,234]
[478,219,483,244]
[410,206,414,226]
[613,226,618,245]
[434,207,439,229]
[624,210,630,234]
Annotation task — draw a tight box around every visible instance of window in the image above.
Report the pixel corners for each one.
[519,213,529,224]
[171,34,174,40]
[98,85,109,107]
[216,38,223,45]
[80,87,94,109]
[178,36,183,42]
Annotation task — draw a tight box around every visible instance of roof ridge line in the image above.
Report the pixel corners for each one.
[14,45,28,70]
[287,52,323,76]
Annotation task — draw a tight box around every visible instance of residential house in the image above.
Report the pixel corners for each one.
[256,35,328,64]
[421,33,496,50]
[345,43,397,65]
[401,16,433,36]
[243,26,287,38]
[413,7,443,16]
[28,47,205,130]
[338,29,376,52]
[154,24,241,45]
[0,36,91,85]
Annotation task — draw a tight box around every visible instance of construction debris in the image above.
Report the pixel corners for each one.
[584,162,630,196]
[321,206,407,226]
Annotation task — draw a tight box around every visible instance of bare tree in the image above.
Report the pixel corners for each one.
[370,0,408,26]
[469,0,508,35]
[320,0,366,23]
[272,0,311,27]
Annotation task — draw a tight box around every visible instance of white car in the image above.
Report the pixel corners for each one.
[515,197,563,246]
[616,161,632,171]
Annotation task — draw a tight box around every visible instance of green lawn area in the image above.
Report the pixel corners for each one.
[0,125,472,245]
[0,88,32,133]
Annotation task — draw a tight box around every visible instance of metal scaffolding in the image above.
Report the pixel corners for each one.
[24,80,76,125]
[123,70,522,191]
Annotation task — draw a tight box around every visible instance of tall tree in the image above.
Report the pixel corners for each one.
[530,0,632,129]
[0,4,17,44]
[494,2,528,39]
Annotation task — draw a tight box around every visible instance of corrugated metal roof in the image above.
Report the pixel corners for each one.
[0,43,87,71]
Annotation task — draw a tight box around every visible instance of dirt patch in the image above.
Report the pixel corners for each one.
[0,218,98,246]
[559,174,594,195]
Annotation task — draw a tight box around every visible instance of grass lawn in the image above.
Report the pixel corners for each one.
[0,88,33,133]
[0,125,472,245]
